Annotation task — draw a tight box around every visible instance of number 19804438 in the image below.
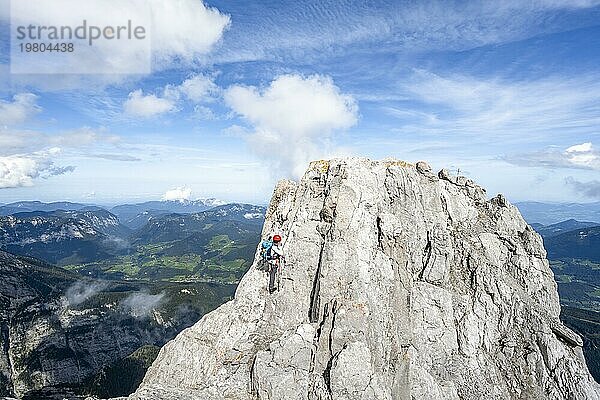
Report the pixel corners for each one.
[19,43,74,52]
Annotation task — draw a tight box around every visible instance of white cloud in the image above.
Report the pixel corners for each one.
[0,125,127,189]
[7,0,229,76]
[64,281,108,307]
[149,0,230,64]
[566,142,593,153]
[0,93,41,125]
[504,142,600,170]
[121,292,166,318]
[192,105,217,120]
[123,89,176,118]
[564,143,600,169]
[162,186,192,201]
[124,75,219,118]
[224,74,358,177]
[0,148,75,188]
[175,74,220,102]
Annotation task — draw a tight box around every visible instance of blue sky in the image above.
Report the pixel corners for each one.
[0,0,599,205]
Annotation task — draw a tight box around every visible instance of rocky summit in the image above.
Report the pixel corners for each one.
[131,158,600,400]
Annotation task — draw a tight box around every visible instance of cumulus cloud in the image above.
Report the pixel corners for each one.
[564,143,599,169]
[565,177,600,200]
[224,74,358,177]
[162,186,192,201]
[504,142,600,170]
[123,89,177,118]
[149,0,230,64]
[175,74,220,102]
[192,105,217,120]
[9,0,229,77]
[64,280,109,307]
[0,93,41,125]
[0,148,76,188]
[121,292,166,318]
[124,75,219,118]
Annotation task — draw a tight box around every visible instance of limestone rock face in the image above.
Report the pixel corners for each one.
[132,158,600,400]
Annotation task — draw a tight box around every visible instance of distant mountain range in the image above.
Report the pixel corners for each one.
[0,201,103,216]
[0,203,266,281]
[0,199,231,229]
[88,204,263,283]
[132,204,264,244]
[531,219,599,238]
[516,201,600,225]
[110,198,227,229]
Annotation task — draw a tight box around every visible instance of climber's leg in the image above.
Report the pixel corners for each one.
[276,259,281,291]
[268,262,277,293]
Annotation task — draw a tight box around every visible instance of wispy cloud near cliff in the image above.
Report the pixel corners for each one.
[64,280,109,307]
[121,292,166,319]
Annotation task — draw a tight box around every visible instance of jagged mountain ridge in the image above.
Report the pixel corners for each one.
[0,209,129,266]
[132,158,600,400]
[0,251,78,397]
[131,204,265,245]
[0,209,127,241]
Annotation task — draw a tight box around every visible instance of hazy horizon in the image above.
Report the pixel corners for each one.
[1,191,600,208]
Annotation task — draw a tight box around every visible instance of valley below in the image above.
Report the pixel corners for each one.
[0,199,599,398]
[519,213,600,384]
[0,201,264,399]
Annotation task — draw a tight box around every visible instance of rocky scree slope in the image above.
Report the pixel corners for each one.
[131,158,600,400]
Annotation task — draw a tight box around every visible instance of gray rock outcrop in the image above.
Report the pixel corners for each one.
[132,158,600,400]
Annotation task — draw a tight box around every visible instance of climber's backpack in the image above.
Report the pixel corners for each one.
[261,239,274,260]
[257,240,273,271]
